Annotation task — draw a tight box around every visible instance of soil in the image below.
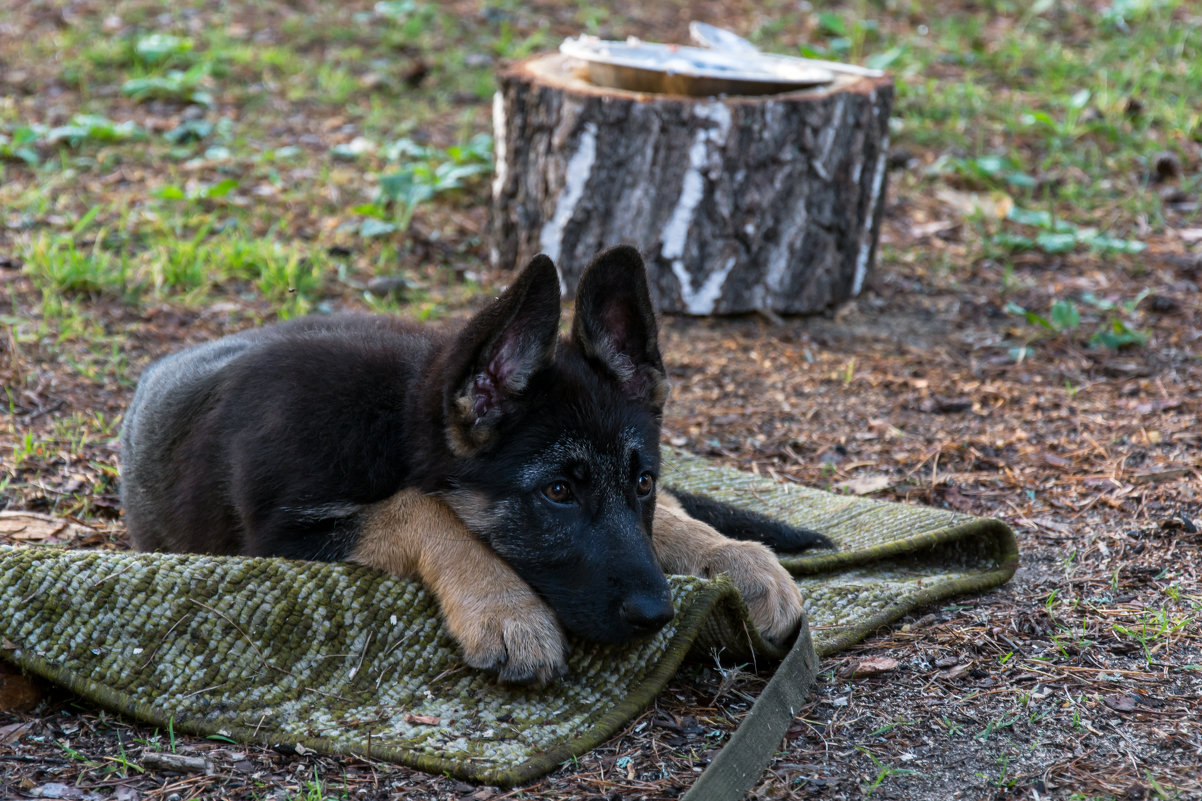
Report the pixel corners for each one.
[2,1,1201,800]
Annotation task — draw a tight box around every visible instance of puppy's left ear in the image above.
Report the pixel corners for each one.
[443,253,562,456]
[571,245,669,413]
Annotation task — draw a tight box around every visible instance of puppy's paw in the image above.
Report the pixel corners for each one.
[450,588,568,686]
[704,541,804,647]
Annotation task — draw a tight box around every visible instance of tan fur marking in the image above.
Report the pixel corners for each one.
[439,488,496,534]
[447,392,494,457]
[350,489,566,685]
[653,493,804,646]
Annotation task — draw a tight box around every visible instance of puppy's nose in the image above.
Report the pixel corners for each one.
[620,594,675,635]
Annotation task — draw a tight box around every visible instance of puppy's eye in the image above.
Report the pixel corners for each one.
[635,472,655,497]
[542,481,574,504]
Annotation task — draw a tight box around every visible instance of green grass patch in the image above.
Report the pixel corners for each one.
[1,115,146,166]
[353,132,493,235]
[2,0,1196,341]
[23,233,134,296]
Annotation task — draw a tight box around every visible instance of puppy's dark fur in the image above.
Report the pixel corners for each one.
[121,246,828,684]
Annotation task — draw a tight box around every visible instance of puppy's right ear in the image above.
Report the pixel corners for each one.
[571,245,669,414]
[444,255,561,456]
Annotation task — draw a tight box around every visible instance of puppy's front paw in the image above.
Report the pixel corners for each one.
[354,490,569,684]
[705,541,804,647]
[450,588,568,686]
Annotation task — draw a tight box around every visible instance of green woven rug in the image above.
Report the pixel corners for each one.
[0,448,1016,787]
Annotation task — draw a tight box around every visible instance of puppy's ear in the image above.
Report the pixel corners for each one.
[571,245,669,413]
[445,254,561,456]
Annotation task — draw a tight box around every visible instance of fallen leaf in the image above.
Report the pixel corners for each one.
[464,789,497,801]
[1102,693,1138,713]
[0,720,35,744]
[939,663,972,680]
[0,511,92,543]
[836,474,892,495]
[909,220,957,239]
[1129,468,1189,484]
[839,656,899,679]
[935,484,975,513]
[29,784,102,801]
[405,714,441,726]
[1042,452,1071,469]
[935,187,1013,221]
[1131,398,1183,414]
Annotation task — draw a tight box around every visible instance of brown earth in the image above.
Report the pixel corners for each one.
[2,1,1201,800]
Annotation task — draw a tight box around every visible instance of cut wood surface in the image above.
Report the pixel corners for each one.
[491,53,893,315]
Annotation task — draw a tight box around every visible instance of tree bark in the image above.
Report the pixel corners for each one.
[490,53,893,315]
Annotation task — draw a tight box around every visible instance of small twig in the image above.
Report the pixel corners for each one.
[137,612,193,671]
[178,682,228,700]
[88,561,137,588]
[348,630,372,681]
[188,599,265,661]
[427,664,468,689]
[140,751,215,775]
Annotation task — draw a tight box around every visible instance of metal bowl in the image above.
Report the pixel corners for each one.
[560,36,836,97]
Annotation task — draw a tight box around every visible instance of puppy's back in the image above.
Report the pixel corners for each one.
[120,331,260,553]
[120,315,439,556]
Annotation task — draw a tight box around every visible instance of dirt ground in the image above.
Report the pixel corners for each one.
[3,1,1201,799]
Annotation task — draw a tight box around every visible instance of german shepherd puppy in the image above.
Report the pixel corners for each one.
[121,246,829,684]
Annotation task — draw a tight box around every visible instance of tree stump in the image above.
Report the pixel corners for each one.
[490,53,893,315]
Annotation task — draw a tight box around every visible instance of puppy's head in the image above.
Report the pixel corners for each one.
[442,246,674,643]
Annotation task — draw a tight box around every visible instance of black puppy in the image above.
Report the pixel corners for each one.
[121,246,827,684]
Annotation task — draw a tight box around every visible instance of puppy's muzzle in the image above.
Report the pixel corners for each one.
[619,591,675,636]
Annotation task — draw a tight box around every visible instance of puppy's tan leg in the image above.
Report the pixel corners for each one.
[350,489,567,685]
[653,493,804,646]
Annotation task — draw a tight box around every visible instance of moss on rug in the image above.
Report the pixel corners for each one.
[0,449,1016,787]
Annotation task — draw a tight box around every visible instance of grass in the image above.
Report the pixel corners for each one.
[867,717,914,737]
[858,745,920,797]
[0,1,1199,797]
[1005,291,1150,351]
[23,233,134,296]
[357,132,494,234]
[783,0,1202,234]
[286,770,348,801]
[976,710,1022,741]
[10,0,1186,353]
[1112,608,1196,667]
[14,216,337,322]
[9,3,1189,278]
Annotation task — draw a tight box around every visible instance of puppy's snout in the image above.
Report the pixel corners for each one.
[620,593,675,636]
